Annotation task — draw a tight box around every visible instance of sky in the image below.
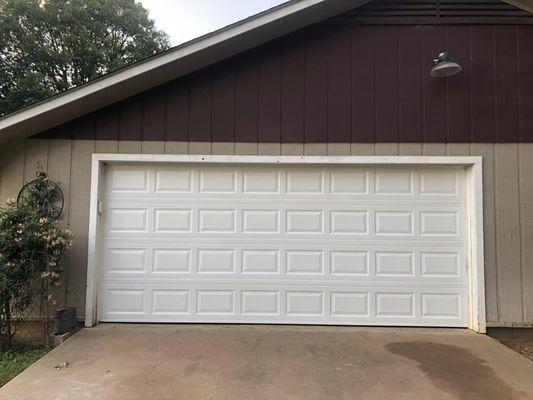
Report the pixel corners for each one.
[139,0,289,46]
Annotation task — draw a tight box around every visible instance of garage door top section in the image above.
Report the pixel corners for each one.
[99,163,468,326]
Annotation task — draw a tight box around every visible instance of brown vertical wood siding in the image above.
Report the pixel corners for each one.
[38,24,533,143]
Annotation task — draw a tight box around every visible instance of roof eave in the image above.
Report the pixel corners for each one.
[0,0,370,144]
[504,0,533,13]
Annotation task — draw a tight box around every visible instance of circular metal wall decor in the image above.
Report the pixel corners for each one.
[17,176,64,220]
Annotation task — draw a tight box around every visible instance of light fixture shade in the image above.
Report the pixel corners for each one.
[430,51,462,78]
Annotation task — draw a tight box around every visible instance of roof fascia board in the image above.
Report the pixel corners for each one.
[504,0,533,13]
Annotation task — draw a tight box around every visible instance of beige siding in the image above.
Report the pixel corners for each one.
[235,142,258,155]
[281,143,304,156]
[66,140,95,312]
[165,141,189,155]
[211,142,234,155]
[494,144,523,322]
[327,143,351,156]
[398,143,422,156]
[374,143,399,156]
[519,144,533,322]
[118,141,142,154]
[0,141,25,202]
[258,143,281,156]
[0,139,532,326]
[471,143,499,322]
[47,139,73,306]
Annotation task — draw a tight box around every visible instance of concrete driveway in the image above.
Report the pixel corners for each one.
[2,325,533,400]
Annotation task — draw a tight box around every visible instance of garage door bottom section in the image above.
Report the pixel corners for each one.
[99,163,468,327]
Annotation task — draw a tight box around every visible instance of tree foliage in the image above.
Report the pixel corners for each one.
[0,173,73,352]
[0,0,170,116]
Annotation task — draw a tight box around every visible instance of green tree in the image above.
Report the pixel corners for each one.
[0,0,170,116]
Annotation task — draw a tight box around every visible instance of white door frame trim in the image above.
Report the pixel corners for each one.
[85,154,485,332]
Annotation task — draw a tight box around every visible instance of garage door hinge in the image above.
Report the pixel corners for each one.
[97,200,104,215]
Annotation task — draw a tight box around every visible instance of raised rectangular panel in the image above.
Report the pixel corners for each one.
[154,209,192,232]
[198,250,235,273]
[105,289,145,314]
[331,292,369,316]
[422,294,461,318]
[376,293,414,317]
[110,168,148,192]
[330,211,368,234]
[153,249,191,273]
[197,290,234,314]
[199,210,236,232]
[286,170,323,193]
[243,210,279,233]
[286,251,324,274]
[199,169,236,192]
[155,169,192,192]
[286,211,323,233]
[108,209,147,232]
[330,251,368,275]
[106,249,146,273]
[242,291,279,315]
[376,252,414,276]
[286,292,324,316]
[243,170,280,193]
[420,170,458,195]
[375,170,412,194]
[242,250,279,273]
[375,212,413,235]
[420,212,459,235]
[152,290,189,314]
[330,170,368,194]
[421,253,460,276]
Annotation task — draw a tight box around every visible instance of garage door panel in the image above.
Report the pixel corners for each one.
[242,169,281,194]
[108,166,150,193]
[153,249,191,273]
[330,169,369,194]
[419,169,462,196]
[99,283,467,326]
[152,290,190,315]
[101,244,467,282]
[199,168,238,193]
[155,167,192,193]
[99,163,468,326]
[103,205,465,240]
[374,169,414,195]
[153,209,192,232]
[105,165,464,198]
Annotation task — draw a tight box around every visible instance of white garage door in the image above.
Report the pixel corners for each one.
[98,163,468,326]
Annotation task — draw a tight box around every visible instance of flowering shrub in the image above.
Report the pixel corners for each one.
[0,176,73,351]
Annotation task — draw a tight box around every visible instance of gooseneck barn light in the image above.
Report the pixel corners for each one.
[430,51,462,78]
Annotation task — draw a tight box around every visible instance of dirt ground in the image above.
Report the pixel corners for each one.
[501,339,533,361]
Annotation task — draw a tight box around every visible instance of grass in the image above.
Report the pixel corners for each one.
[0,344,48,387]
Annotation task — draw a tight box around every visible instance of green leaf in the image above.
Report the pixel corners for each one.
[0,0,170,116]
